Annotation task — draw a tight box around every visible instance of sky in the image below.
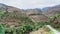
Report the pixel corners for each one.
[0,0,60,9]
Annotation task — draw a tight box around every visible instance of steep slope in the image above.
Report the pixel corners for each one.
[0,3,49,27]
[43,5,60,28]
[0,3,27,27]
[25,9,48,22]
[43,5,60,17]
[0,3,8,11]
[0,3,24,14]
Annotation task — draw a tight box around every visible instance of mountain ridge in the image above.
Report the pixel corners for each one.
[0,3,60,22]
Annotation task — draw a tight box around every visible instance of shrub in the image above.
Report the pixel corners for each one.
[17,24,34,34]
[49,13,60,28]
[0,11,6,17]
[0,24,5,34]
[34,22,47,30]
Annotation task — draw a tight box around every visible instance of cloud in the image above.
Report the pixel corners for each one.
[0,0,60,9]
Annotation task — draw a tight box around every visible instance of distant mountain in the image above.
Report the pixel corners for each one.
[0,3,42,14]
[25,9,42,15]
[43,4,60,17]
[0,3,48,22]
[0,3,26,16]
[42,7,52,11]
[0,3,8,11]
[24,8,48,22]
[1,3,60,23]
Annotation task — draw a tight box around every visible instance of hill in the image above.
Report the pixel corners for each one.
[0,3,60,34]
[43,5,60,17]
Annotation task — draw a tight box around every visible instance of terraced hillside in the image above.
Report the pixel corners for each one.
[0,3,60,34]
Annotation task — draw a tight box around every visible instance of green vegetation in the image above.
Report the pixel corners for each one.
[34,22,47,30]
[0,11,60,34]
[0,11,6,17]
[18,24,34,34]
[49,14,60,28]
[0,24,5,34]
[4,22,47,34]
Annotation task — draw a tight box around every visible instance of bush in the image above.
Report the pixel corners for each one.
[34,22,47,30]
[17,24,34,34]
[0,11,6,17]
[0,24,5,34]
[48,13,60,28]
